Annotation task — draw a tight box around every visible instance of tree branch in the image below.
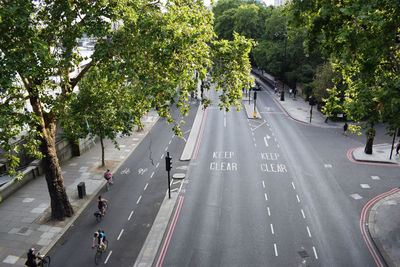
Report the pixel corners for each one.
[69,60,95,89]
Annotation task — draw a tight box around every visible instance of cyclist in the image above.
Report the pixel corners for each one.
[92,229,107,250]
[104,169,113,184]
[97,195,108,216]
[25,248,38,267]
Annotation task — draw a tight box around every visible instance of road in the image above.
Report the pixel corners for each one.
[156,89,400,266]
[48,103,198,266]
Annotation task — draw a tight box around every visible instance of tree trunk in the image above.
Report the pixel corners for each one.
[364,135,374,154]
[101,137,105,166]
[40,122,74,220]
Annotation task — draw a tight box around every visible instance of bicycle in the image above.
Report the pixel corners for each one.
[105,176,114,191]
[37,252,51,267]
[94,240,109,265]
[94,202,108,223]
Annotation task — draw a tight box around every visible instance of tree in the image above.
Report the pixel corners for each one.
[287,0,400,153]
[0,0,254,220]
[59,64,140,167]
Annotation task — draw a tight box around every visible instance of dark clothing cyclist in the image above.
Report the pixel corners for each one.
[97,195,107,216]
[25,248,38,267]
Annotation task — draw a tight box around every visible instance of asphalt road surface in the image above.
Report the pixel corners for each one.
[156,89,399,267]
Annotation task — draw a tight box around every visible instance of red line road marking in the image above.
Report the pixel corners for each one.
[360,188,400,267]
[156,196,185,267]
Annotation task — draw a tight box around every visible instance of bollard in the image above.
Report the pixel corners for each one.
[77,182,86,199]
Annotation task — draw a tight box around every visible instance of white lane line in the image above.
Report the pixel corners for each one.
[301,209,306,219]
[274,243,278,256]
[264,136,269,147]
[144,183,148,191]
[291,182,295,189]
[117,229,124,240]
[252,120,266,131]
[160,154,164,159]
[313,246,318,259]
[171,134,175,139]
[169,140,172,145]
[104,250,112,264]
[264,193,268,201]
[165,147,168,151]
[136,195,142,205]
[171,188,178,192]
[252,131,254,136]
[224,110,226,128]
[254,143,257,147]
[128,211,134,221]
[267,207,271,216]
[296,195,300,203]
[306,226,312,237]
[277,143,280,148]
[253,137,256,142]
[150,171,155,178]
[156,162,160,168]
[270,224,275,235]
[172,181,180,185]
[262,180,265,188]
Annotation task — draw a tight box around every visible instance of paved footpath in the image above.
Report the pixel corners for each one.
[0,111,159,266]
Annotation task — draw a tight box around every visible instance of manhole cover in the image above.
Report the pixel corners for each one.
[298,249,309,258]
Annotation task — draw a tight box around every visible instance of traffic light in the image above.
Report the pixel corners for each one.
[165,155,172,171]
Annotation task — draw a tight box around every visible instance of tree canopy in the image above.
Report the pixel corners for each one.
[287,0,400,148]
[0,0,254,219]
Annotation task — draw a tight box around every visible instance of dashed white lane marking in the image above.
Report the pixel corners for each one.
[277,143,280,148]
[264,136,269,147]
[274,243,278,256]
[136,196,142,204]
[171,134,175,139]
[165,147,168,151]
[169,140,172,145]
[313,246,318,259]
[252,131,255,136]
[128,211,134,221]
[371,175,380,180]
[117,229,124,240]
[104,250,112,264]
[291,182,295,189]
[267,207,271,216]
[324,164,332,168]
[350,193,362,200]
[144,183,148,191]
[150,171,155,178]
[264,193,268,201]
[171,188,178,192]
[301,209,306,219]
[262,180,265,188]
[360,184,370,189]
[253,137,256,142]
[161,154,164,159]
[254,143,257,147]
[296,195,300,203]
[306,226,312,237]
[156,162,160,168]
[270,224,275,235]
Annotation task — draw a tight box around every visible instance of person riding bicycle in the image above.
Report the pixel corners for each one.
[97,195,108,216]
[92,229,106,250]
[104,169,113,184]
[25,248,38,267]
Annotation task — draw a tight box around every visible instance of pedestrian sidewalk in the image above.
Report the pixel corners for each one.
[0,111,159,266]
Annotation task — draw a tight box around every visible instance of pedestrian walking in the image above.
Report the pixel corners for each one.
[396,140,400,155]
[343,122,348,135]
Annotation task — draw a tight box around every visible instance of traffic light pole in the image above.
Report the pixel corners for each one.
[166,152,171,199]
